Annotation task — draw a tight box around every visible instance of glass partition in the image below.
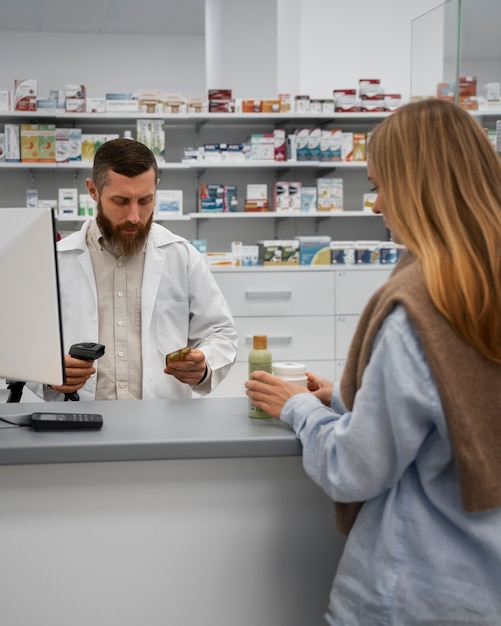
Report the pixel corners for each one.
[410,0,461,102]
[411,0,501,111]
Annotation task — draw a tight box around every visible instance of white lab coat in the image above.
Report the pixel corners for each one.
[36,220,237,401]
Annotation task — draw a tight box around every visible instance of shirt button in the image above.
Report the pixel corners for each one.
[117,261,123,267]
[119,382,126,389]
[117,291,123,297]
[118,351,125,357]
[117,320,124,326]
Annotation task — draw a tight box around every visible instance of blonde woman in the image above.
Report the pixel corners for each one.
[246,98,501,625]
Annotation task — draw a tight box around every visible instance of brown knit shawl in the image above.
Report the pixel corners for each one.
[335,252,501,536]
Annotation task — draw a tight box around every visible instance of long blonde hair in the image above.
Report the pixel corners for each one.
[368,98,501,362]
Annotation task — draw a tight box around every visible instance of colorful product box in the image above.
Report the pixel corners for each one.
[14,79,37,111]
[301,187,317,213]
[342,132,353,161]
[20,124,39,162]
[331,241,356,265]
[352,133,367,161]
[156,189,183,215]
[56,128,70,163]
[249,134,274,160]
[288,182,302,211]
[317,178,343,211]
[65,84,86,113]
[257,240,299,266]
[224,185,238,212]
[307,128,322,160]
[189,239,208,260]
[105,93,139,112]
[273,129,287,161]
[295,236,332,265]
[86,97,106,113]
[354,240,381,264]
[0,90,12,111]
[38,124,56,162]
[136,119,165,162]
[274,181,289,212]
[58,188,79,217]
[5,124,20,162]
[295,128,310,161]
[68,128,82,161]
[199,183,224,212]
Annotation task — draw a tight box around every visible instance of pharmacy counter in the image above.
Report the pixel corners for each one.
[0,396,301,465]
[0,397,345,626]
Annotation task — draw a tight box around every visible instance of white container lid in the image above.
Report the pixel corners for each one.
[273,361,306,376]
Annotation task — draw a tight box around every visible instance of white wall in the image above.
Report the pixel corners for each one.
[0,32,205,98]
[0,0,442,102]
[295,0,443,102]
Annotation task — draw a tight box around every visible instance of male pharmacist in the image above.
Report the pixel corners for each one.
[37,138,237,401]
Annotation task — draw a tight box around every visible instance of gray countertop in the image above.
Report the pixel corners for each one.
[0,397,301,465]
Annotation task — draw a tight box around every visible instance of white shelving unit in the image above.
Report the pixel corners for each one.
[0,110,392,247]
[2,107,499,247]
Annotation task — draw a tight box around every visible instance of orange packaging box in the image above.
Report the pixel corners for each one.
[20,124,39,162]
[262,99,280,113]
[242,99,262,113]
[352,133,367,162]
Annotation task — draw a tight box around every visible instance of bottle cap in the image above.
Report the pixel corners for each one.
[253,335,268,350]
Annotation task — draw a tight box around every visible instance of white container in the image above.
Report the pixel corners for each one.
[273,362,308,386]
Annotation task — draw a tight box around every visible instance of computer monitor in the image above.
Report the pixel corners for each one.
[0,207,65,387]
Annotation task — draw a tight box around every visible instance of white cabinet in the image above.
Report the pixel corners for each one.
[211,266,393,398]
[333,266,392,376]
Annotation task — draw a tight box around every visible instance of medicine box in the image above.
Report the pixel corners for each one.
[317,178,343,211]
[295,236,332,265]
[38,124,56,162]
[5,124,20,162]
[156,189,183,215]
[58,188,79,217]
[257,240,299,266]
[14,79,37,112]
[20,124,39,162]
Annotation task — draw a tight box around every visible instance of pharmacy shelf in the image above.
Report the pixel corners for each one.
[56,211,377,224]
[189,211,376,219]
[0,160,368,171]
[0,110,391,123]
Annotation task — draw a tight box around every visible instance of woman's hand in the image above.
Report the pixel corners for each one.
[245,370,310,419]
[306,372,333,407]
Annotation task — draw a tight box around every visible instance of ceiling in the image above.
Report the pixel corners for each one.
[0,0,205,36]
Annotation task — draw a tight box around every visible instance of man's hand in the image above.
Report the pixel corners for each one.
[49,354,96,394]
[164,349,207,385]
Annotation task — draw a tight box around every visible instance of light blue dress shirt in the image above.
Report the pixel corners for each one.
[281,305,501,625]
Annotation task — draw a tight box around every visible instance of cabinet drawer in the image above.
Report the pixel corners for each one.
[335,269,392,314]
[209,360,336,398]
[235,316,334,362]
[335,360,346,383]
[334,315,360,360]
[214,271,334,317]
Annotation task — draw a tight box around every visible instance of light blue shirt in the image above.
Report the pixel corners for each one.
[281,305,501,625]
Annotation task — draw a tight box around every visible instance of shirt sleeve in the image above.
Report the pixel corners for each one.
[280,305,443,503]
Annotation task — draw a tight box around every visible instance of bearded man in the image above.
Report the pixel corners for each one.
[40,138,237,401]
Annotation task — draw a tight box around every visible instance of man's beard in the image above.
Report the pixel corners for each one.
[96,201,153,257]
